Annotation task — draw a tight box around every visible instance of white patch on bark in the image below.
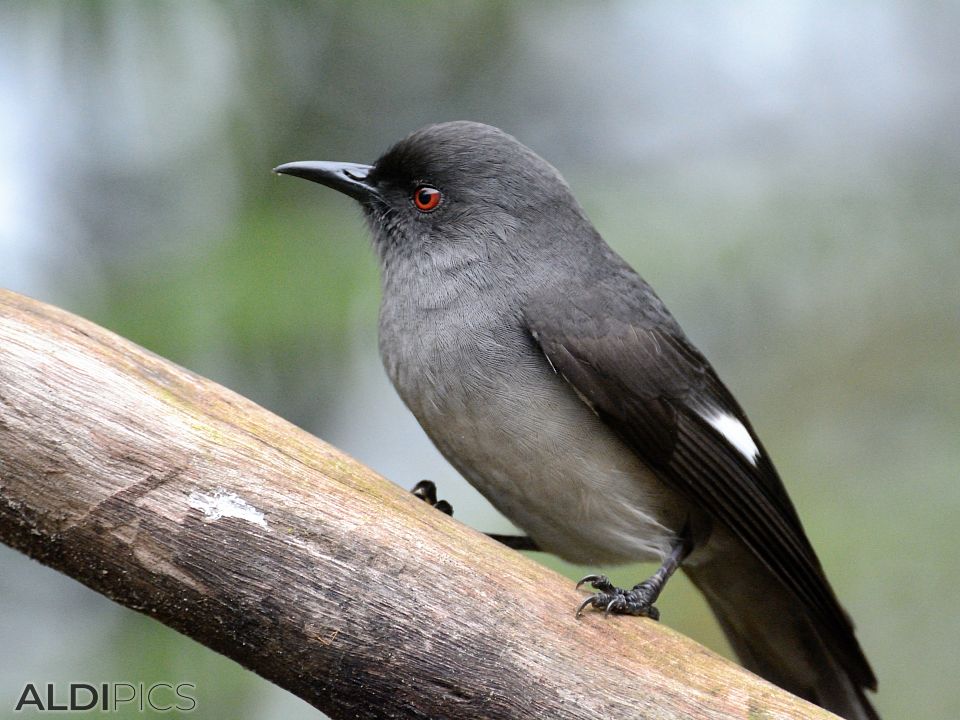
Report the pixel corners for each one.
[187,488,268,529]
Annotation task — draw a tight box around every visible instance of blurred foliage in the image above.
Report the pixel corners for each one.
[93,196,378,428]
[1,2,959,719]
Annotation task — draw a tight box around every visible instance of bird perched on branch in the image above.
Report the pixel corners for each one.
[275,121,878,720]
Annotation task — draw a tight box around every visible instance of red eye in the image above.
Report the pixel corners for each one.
[413,185,442,212]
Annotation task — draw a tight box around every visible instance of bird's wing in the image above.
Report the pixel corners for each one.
[524,286,876,690]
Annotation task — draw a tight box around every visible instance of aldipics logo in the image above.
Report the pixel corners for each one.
[13,683,197,713]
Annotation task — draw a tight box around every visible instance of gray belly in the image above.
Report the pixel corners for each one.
[384,322,689,566]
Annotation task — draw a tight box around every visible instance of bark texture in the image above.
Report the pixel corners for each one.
[0,289,836,719]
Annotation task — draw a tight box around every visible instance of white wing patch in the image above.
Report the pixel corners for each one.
[703,410,760,466]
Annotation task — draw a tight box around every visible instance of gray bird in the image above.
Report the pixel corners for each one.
[275,121,878,720]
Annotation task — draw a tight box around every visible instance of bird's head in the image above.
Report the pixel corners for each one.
[274,122,589,276]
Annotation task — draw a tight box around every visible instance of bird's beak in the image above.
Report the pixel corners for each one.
[273,161,378,203]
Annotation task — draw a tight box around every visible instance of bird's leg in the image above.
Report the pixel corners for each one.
[485,534,541,551]
[409,480,540,551]
[576,530,693,620]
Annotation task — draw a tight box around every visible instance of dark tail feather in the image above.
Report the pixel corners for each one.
[685,542,879,720]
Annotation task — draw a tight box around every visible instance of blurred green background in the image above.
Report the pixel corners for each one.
[1,2,957,718]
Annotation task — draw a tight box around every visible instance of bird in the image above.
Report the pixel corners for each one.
[274,121,878,719]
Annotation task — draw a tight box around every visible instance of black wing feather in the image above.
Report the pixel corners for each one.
[525,286,876,690]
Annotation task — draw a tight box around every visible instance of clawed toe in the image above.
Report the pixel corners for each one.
[575,574,613,592]
[576,595,597,617]
[411,479,437,503]
[410,480,454,516]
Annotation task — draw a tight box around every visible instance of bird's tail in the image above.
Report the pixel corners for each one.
[684,541,879,720]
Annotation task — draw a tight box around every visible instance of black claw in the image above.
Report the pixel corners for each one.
[410,480,454,516]
[575,596,596,618]
[411,479,437,503]
[576,575,596,590]
[576,574,613,592]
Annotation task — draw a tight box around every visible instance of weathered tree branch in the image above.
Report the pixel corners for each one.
[0,289,835,719]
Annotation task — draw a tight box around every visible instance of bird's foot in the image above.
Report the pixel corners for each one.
[410,481,540,551]
[410,479,453,516]
[575,574,662,620]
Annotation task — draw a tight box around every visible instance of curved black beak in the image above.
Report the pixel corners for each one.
[273,161,378,202]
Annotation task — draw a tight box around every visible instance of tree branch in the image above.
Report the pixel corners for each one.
[0,289,835,719]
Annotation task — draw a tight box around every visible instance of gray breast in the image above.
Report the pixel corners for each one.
[379,299,689,566]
